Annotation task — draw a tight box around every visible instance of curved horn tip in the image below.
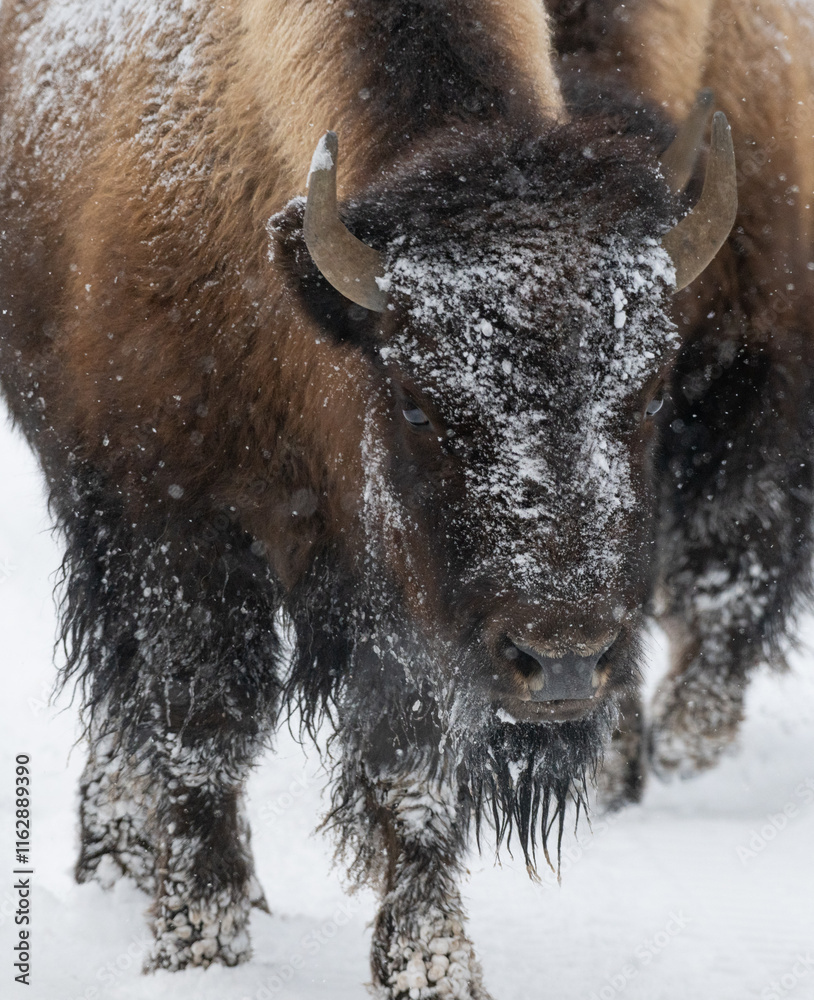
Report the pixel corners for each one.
[308,131,339,185]
[322,130,339,159]
[303,131,388,312]
[711,110,732,142]
[709,111,737,214]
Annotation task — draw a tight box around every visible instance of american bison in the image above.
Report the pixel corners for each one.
[0,0,810,997]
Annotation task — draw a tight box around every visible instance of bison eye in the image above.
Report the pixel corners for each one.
[645,395,664,417]
[402,406,430,427]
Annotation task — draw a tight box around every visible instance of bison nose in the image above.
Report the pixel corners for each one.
[503,640,611,702]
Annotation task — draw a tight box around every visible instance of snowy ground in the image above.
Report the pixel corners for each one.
[1,416,813,1000]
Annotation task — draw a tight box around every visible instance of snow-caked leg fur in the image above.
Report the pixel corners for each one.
[369,773,491,1000]
[146,741,263,971]
[76,726,157,893]
[653,335,814,778]
[57,484,282,970]
[331,749,490,1000]
[649,625,749,778]
[75,712,270,967]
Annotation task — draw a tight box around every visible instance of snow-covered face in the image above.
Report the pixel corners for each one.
[362,225,679,722]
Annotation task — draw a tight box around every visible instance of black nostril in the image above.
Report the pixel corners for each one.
[503,639,614,702]
[502,642,540,680]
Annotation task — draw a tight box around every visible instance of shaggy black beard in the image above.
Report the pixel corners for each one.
[283,554,617,880]
[319,694,614,885]
[460,710,614,876]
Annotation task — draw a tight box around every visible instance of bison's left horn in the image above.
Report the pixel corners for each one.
[303,131,388,312]
[661,111,737,292]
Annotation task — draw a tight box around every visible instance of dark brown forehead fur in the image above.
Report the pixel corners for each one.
[279,106,676,350]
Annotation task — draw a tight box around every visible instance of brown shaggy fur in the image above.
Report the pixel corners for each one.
[0,0,563,581]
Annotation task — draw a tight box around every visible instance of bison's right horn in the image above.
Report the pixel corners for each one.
[659,88,714,194]
[303,131,388,312]
[661,111,737,292]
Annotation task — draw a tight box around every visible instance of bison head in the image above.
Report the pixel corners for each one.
[274,109,735,772]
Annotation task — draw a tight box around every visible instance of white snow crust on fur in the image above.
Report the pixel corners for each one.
[367,230,679,611]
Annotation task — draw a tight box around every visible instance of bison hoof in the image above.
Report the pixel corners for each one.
[373,914,492,1000]
[649,671,745,780]
[248,873,271,914]
[146,890,252,971]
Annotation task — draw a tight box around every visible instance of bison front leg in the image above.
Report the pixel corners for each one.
[652,338,814,778]
[144,720,270,971]
[76,696,271,971]
[334,745,490,1000]
[370,776,490,1000]
[60,498,281,970]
